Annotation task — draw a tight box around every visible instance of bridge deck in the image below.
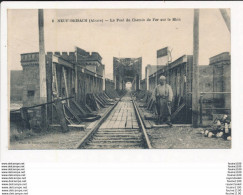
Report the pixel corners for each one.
[82,94,144,149]
[100,95,139,129]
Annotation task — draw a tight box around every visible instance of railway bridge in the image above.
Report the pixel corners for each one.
[9,9,231,149]
[11,47,231,150]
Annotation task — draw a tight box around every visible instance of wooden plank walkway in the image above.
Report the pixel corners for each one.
[100,97,139,129]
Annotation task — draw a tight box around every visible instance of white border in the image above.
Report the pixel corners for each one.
[1,1,243,163]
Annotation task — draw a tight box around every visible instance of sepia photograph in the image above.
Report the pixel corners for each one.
[8,8,231,150]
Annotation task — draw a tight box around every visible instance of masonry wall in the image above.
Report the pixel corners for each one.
[210,52,231,110]
[10,70,24,102]
[22,64,40,107]
[199,66,214,93]
[223,65,231,109]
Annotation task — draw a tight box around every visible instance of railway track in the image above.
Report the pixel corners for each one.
[77,93,152,149]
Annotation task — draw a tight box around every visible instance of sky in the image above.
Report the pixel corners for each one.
[8,9,230,79]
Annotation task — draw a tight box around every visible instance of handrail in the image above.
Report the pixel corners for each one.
[200,92,231,94]
[10,96,74,112]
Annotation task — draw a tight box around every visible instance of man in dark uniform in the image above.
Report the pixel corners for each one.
[152,75,173,126]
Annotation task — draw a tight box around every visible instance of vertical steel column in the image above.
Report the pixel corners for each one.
[200,94,203,125]
[146,67,149,91]
[74,65,78,100]
[114,75,116,90]
[103,67,106,91]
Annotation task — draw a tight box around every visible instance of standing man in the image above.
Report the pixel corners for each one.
[152,75,173,126]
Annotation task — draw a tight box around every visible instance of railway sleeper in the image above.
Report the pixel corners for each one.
[93,136,141,140]
[83,145,143,149]
[95,130,142,134]
[94,134,142,137]
[90,139,142,143]
[97,130,141,133]
[86,142,144,147]
[95,135,142,139]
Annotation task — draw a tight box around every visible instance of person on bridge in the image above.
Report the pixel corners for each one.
[152,75,173,126]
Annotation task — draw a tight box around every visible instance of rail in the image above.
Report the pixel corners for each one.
[76,99,120,149]
[77,93,151,149]
[132,98,152,149]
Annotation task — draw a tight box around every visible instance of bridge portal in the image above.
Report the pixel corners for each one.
[113,57,142,91]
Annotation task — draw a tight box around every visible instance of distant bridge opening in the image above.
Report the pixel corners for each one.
[113,57,142,91]
[125,82,132,91]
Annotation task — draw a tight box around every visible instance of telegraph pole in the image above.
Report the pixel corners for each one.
[38,9,48,130]
[192,9,200,128]
[219,9,231,33]
[38,9,47,103]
